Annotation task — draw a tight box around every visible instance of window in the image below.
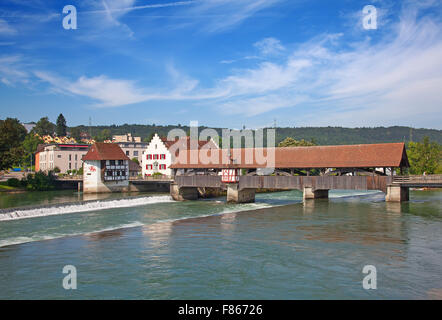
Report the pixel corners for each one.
[110,160,115,165]
[69,154,72,161]
[154,154,159,160]
[57,155,61,158]
[146,164,153,170]
[147,154,152,160]
[160,154,166,159]
[134,151,138,156]
[160,164,166,170]
[126,151,129,156]
[69,163,71,169]
[118,160,123,165]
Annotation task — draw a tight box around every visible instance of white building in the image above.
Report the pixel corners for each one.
[83,143,130,193]
[112,133,148,164]
[141,134,218,178]
[36,143,90,173]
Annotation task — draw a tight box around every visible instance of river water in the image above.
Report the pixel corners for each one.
[0,189,441,299]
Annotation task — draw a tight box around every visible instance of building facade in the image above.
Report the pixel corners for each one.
[83,143,130,193]
[35,144,90,173]
[141,134,219,178]
[113,133,148,164]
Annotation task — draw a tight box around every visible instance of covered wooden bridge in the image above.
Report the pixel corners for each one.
[168,142,429,203]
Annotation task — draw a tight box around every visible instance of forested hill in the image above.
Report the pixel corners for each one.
[275,126,442,145]
[72,124,442,145]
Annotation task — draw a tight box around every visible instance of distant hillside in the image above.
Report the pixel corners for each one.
[71,124,442,145]
[275,126,442,145]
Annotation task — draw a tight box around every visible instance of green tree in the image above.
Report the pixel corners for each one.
[94,129,112,142]
[0,118,27,170]
[32,117,55,136]
[22,133,44,168]
[22,171,56,191]
[131,157,140,165]
[278,137,317,147]
[407,137,441,174]
[56,114,67,136]
[70,127,82,142]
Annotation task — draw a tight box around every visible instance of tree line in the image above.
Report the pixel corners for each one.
[1,116,441,174]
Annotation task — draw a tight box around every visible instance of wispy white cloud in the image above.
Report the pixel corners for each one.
[33,65,208,107]
[185,0,282,33]
[254,37,285,56]
[34,71,160,107]
[0,55,30,85]
[0,18,17,35]
[87,0,196,14]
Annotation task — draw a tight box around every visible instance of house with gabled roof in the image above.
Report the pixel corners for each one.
[82,143,130,193]
[141,134,219,178]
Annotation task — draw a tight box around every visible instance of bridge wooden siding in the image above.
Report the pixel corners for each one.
[239,175,392,192]
[392,174,442,188]
[174,175,393,192]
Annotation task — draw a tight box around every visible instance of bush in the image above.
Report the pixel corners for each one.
[152,172,163,176]
[22,171,56,191]
[54,166,61,173]
[77,166,83,175]
[7,178,22,188]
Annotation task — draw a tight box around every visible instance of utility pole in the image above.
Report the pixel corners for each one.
[89,117,92,139]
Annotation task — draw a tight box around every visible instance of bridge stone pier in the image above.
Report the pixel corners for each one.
[170,183,199,201]
[303,187,329,200]
[385,185,409,202]
[227,184,256,203]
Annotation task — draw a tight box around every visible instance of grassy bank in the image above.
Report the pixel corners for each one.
[0,181,25,193]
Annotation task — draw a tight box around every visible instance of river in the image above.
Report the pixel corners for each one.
[0,189,441,299]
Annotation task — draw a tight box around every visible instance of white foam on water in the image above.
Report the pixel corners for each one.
[0,191,382,248]
[0,221,144,247]
[329,190,382,198]
[156,201,277,225]
[0,196,173,221]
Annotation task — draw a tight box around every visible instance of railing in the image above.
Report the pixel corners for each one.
[130,176,172,182]
[392,175,442,184]
[56,175,82,180]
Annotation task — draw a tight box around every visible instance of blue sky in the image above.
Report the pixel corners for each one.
[0,0,441,129]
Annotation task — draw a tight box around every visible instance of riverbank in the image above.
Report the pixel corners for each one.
[0,182,25,193]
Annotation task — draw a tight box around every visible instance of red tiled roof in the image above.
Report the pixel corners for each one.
[170,142,409,169]
[161,136,216,150]
[82,143,130,161]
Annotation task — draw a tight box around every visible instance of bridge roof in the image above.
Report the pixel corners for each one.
[169,142,409,169]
